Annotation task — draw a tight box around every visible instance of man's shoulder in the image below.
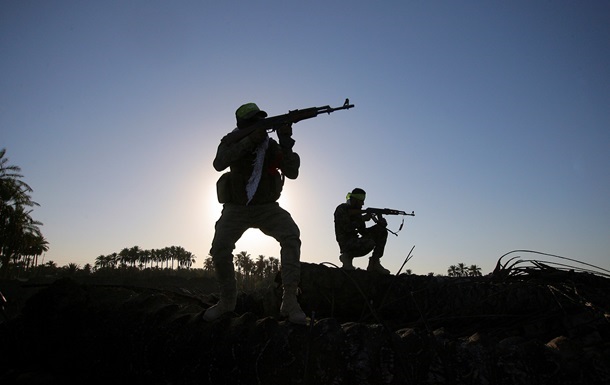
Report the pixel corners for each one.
[334,202,349,213]
[219,128,240,144]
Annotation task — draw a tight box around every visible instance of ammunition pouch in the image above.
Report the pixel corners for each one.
[216,172,232,204]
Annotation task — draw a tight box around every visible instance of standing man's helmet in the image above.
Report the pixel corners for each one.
[235,103,267,122]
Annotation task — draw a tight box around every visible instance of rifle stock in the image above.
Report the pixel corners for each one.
[221,98,355,144]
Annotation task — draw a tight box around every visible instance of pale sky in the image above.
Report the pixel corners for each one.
[2,1,609,275]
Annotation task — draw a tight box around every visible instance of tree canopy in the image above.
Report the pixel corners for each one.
[0,148,48,277]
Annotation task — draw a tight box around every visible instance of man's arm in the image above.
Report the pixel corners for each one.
[278,148,300,179]
[334,204,363,237]
[275,125,300,179]
[212,134,259,172]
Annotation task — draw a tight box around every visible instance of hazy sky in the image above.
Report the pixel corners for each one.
[2,1,609,275]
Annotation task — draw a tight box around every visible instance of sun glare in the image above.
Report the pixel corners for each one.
[277,189,292,211]
[234,229,281,258]
[201,181,300,259]
[204,180,223,222]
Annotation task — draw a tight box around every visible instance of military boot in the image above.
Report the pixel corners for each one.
[280,283,307,325]
[203,286,237,322]
[367,257,391,275]
[339,253,355,270]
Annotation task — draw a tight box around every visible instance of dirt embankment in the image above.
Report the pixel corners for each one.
[1,263,609,384]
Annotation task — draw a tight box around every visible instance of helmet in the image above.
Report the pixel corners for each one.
[235,103,268,122]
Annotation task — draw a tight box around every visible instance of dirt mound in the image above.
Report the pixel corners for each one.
[1,262,609,384]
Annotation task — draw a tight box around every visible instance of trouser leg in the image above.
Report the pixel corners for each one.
[257,203,302,286]
[204,205,249,320]
[209,205,251,291]
[342,238,376,258]
[258,203,306,324]
[366,224,390,274]
[341,225,390,274]
[370,224,388,260]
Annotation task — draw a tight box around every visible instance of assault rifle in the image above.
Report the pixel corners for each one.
[361,207,415,236]
[363,208,415,217]
[221,98,355,144]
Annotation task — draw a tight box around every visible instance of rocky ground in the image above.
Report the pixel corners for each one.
[1,261,609,384]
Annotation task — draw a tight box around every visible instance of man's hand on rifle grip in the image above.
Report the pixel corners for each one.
[276,123,293,137]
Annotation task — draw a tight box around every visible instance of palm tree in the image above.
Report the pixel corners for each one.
[234,251,256,289]
[468,264,482,276]
[165,246,175,269]
[155,248,167,268]
[30,234,48,268]
[95,254,107,270]
[118,247,142,268]
[447,265,458,277]
[176,248,195,269]
[65,263,80,275]
[21,232,49,270]
[162,246,176,269]
[108,252,119,269]
[1,148,45,277]
[255,255,266,278]
[234,251,251,276]
[151,248,162,268]
[127,246,141,268]
[1,206,45,276]
[457,263,467,277]
[203,255,214,271]
[267,256,279,277]
[0,148,37,207]
[138,248,151,269]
